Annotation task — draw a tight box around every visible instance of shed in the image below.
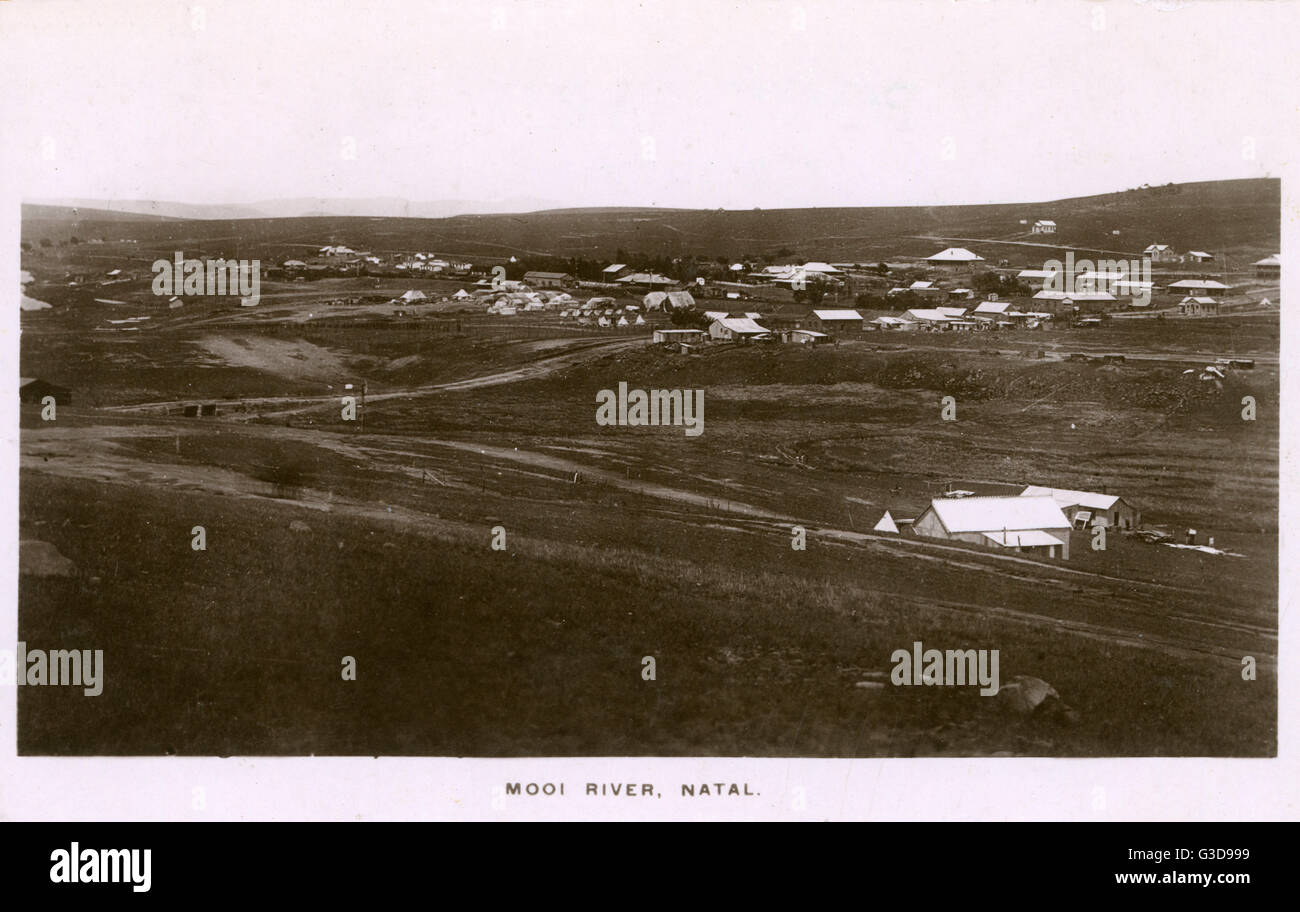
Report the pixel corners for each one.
[1020,485,1139,530]
[20,377,72,405]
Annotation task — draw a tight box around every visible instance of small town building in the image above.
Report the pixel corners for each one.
[523,271,573,289]
[783,329,829,344]
[925,247,985,269]
[1020,485,1140,530]
[1253,254,1280,279]
[20,377,72,405]
[708,316,769,341]
[809,308,864,334]
[651,328,706,344]
[912,495,1072,559]
[1167,279,1231,294]
[1177,296,1218,315]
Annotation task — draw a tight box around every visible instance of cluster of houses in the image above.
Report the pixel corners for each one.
[874,485,1141,561]
[651,297,1057,347]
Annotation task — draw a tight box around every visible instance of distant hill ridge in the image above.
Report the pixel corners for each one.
[22,178,1279,262]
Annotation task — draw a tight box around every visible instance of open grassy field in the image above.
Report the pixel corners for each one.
[18,320,1277,756]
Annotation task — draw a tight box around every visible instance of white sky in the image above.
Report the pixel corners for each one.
[1,0,1296,209]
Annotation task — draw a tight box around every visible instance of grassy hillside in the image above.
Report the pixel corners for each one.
[21,178,1280,265]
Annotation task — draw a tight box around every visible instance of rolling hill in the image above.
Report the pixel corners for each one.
[21,178,1279,265]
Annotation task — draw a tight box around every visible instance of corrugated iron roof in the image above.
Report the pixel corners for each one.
[1021,485,1123,512]
[927,495,1070,533]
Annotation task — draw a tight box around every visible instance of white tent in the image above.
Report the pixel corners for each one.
[873,511,899,533]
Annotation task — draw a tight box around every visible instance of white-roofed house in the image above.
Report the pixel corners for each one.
[972,300,1010,319]
[870,315,917,331]
[925,247,985,270]
[1143,244,1179,263]
[1031,219,1057,234]
[1167,279,1231,294]
[783,328,829,344]
[1253,254,1280,279]
[616,272,676,289]
[912,495,1072,559]
[652,328,706,344]
[602,264,632,281]
[1186,251,1214,263]
[1020,485,1140,530]
[708,316,770,341]
[902,308,957,327]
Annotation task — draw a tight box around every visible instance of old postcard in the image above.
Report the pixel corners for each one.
[1,0,1294,822]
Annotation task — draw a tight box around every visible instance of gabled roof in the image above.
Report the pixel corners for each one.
[1034,290,1116,302]
[1144,244,1172,252]
[712,316,768,334]
[1253,254,1281,266]
[1187,251,1212,258]
[1021,485,1124,512]
[909,280,937,289]
[973,301,1010,314]
[926,247,984,262]
[902,308,956,321]
[812,308,863,320]
[926,495,1070,533]
[523,271,571,280]
[1180,296,1217,305]
[602,263,627,272]
[1033,219,1056,226]
[616,272,674,285]
[1167,279,1230,290]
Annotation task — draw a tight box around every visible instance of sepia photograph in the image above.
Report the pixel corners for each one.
[1,0,1294,828]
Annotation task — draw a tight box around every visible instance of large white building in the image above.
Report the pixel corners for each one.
[925,247,985,269]
[912,495,1072,559]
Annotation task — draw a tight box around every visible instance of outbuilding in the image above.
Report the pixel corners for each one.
[20,377,72,406]
[1020,485,1140,530]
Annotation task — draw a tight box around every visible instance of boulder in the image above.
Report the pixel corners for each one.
[997,675,1059,715]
